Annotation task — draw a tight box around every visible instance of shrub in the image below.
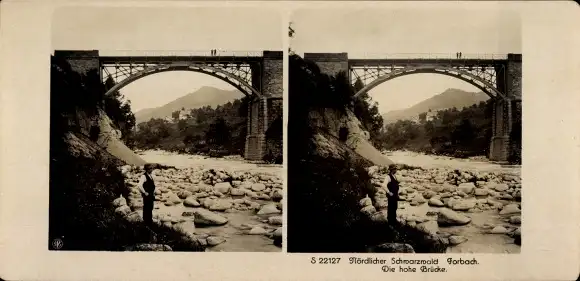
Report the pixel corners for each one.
[287,54,447,253]
[49,139,203,251]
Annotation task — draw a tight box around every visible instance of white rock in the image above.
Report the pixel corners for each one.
[490,226,508,234]
[273,227,282,239]
[437,208,471,226]
[230,188,245,196]
[451,199,476,211]
[499,204,521,215]
[115,205,131,216]
[490,183,509,192]
[214,182,232,194]
[359,197,372,207]
[458,183,475,194]
[207,236,226,246]
[183,196,200,207]
[428,198,444,207]
[209,199,233,212]
[193,209,228,225]
[112,196,127,208]
[251,183,266,192]
[361,205,377,216]
[257,203,281,215]
[449,235,468,245]
[249,226,268,235]
[416,220,439,235]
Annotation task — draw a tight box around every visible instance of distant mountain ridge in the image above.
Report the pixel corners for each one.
[134,86,243,124]
[381,88,489,124]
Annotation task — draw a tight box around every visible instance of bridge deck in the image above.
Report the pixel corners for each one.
[99,56,263,64]
[348,58,506,67]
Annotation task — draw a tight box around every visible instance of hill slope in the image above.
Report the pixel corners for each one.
[134,86,243,124]
[382,88,489,124]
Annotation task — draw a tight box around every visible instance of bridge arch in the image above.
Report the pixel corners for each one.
[353,65,507,101]
[103,63,263,98]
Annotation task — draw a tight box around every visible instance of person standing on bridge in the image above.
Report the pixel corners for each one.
[382,164,400,226]
[137,164,156,226]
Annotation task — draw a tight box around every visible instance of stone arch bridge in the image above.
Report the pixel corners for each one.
[55,50,282,161]
[304,53,522,162]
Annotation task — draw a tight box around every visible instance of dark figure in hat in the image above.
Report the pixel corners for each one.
[137,164,156,226]
[382,164,400,225]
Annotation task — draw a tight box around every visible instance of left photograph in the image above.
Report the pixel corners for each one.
[49,6,283,252]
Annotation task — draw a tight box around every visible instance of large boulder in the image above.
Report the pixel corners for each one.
[209,199,233,212]
[499,204,521,215]
[437,208,471,226]
[193,209,228,226]
[177,190,193,199]
[251,183,266,192]
[183,196,200,207]
[428,198,444,207]
[270,189,283,202]
[112,196,127,208]
[416,220,439,235]
[268,216,283,225]
[257,203,281,215]
[207,236,226,246]
[458,183,475,194]
[214,182,232,194]
[164,192,182,206]
[249,226,268,235]
[449,235,468,245]
[115,205,131,216]
[451,199,476,211]
[489,183,509,192]
[490,225,509,234]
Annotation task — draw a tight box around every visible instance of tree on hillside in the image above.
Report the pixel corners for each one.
[419,112,427,124]
[351,78,384,146]
[377,98,496,157]
[205,117,231,148]
[172,110,181,122]
[103,77,136,142]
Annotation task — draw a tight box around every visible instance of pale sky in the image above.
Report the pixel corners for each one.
[291,8,521,114]
[52,6,283,112]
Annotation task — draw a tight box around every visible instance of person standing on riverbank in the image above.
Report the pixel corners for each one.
[137,164,156,226]
[382,164,400,225]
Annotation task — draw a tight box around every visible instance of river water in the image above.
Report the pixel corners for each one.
[136,150,283,252]
[384,151,521,253]
[137,149,520,253]
[384,150,521,175]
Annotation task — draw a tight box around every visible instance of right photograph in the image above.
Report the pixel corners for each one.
[287,8,522,253]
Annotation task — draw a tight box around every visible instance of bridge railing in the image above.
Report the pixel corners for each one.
[347,52,509,60]
[98,50,265,57]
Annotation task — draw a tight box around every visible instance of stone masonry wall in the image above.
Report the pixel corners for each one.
[303,53,349,77]
[55,50,100,76]
[506,54,522,100]
[262,51,283,98]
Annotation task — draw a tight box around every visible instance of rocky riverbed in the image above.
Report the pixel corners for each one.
[362,161,522,253]
[113,150,283,252]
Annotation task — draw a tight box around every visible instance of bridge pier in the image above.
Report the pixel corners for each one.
[244,51,283,161]
[489,54,522,162]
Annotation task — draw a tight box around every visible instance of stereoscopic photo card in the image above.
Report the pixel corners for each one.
[0,1,579,281]
[48,4,284,253]
[287,6,523,255]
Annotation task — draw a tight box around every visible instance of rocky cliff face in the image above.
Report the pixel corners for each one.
[308,108,393,167]
[67,108,146,166]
